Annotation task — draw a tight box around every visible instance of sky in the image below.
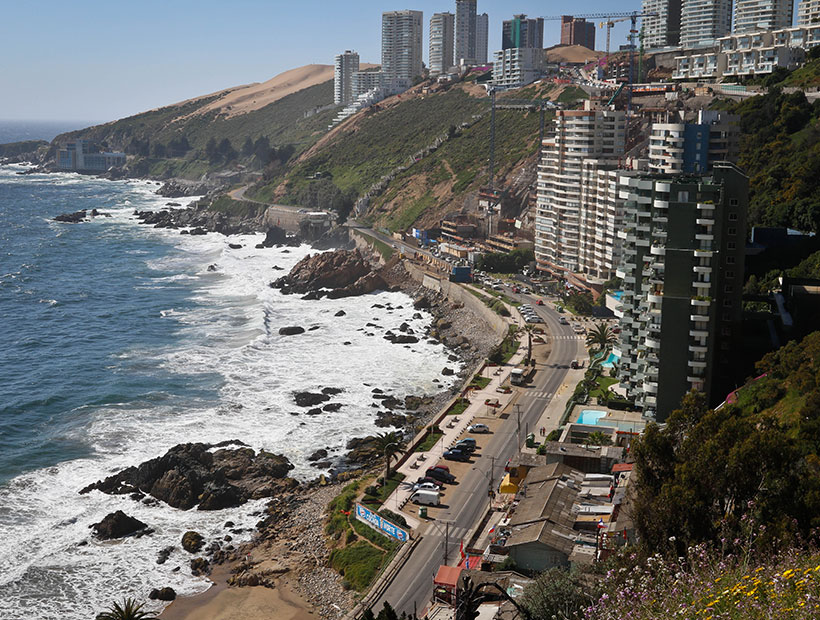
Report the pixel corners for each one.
[0,0,742,123]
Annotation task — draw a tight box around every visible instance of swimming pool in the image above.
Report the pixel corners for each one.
[601,352,620,369]
[577,410,607,425]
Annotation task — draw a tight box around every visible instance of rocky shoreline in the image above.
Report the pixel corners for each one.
[55,199,497,617]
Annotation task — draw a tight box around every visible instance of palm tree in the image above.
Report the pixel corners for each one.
[96,599,158,620]
[372,431,405,483]
[586,323,617,352]
[588,430,613,446]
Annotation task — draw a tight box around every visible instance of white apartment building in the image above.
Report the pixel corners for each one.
[680,0,732,48]
[492,47,544,89]
[476,12,489,64]
[430,12,455,76]
[578,161,629,282]
[334,50,360,105]
[535,102,626,281]
[649,110,739,174]
[734,0,793,33]
[382,10,423,81]
[642,0,682,48]
[673,25,816,79]
[798,0,820,25]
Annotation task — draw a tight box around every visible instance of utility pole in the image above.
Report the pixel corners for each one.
[444,522,450,564]
[489,88,496,192]
[515,404,522,447]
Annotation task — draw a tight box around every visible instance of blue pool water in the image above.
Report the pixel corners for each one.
[577,410,607,425]
[601,352,620,368]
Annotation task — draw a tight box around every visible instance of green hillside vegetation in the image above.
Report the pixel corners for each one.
[715,88,820,233]
[247,81,561,230]
[632,331,820,560]
[54,81,336,180]
[369,108,545,231]
[265,88,488,200]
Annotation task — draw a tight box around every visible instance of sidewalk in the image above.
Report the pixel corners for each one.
[531,337,589,436]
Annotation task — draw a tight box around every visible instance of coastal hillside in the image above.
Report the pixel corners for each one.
[49,65,351,180]
[249,80,576,230]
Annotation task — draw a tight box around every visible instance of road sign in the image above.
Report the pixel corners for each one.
[355,503,409,543]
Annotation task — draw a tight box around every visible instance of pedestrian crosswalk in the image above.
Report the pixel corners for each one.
[530,391,554,399]
[548,335,586,340]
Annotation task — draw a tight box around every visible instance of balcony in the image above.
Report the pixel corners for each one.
[696,202,715,210]
[691,297,711,307]
[647,293,663,304]
[690,314,708,322]
[696,218,715,226]
[695,233,714,241]
[688,360,708,369]
[692,280,712,290]
[645,336,661,349]
[689,344,708,353]
[694,249,713,258]
[689,329,709,338]
[693,265,712,274]
[654,200,669,210]
[650,245,666,256]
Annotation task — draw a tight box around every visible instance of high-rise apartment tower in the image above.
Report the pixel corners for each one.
[680,0,732,48]
[734,0,794,33]
[476,12,489,64]
[334,50,360,105]
[642,0,682,48]
[502,14,545,49]
[430,12,455,75]
[455,0,477,65]
[382,10,423,82]
[798,0,820,25]
[614,163,748,421]
[560,16,596,49]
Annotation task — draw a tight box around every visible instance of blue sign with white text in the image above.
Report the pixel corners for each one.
[355,503,409,543]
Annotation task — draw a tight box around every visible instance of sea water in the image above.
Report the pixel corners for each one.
[0,164,458,618]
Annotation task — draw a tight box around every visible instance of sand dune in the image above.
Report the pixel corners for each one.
[545,45,604,64]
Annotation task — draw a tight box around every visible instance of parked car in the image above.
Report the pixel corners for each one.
[468,423,490,433]
[455,438,477,451]
[453,441,476,453]
[426,467,456,483]
[415,476,444,488]
[413,481,442,493]
[443,449,471,462]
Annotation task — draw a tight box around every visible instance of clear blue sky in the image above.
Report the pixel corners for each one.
[0,0,668,122]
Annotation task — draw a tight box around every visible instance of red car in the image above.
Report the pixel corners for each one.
[536,299,544,305]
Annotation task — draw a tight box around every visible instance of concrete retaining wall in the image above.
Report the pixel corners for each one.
[404,261,508,341]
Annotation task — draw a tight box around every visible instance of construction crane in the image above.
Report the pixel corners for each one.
[599,16,633,68]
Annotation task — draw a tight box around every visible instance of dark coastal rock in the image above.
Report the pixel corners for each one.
[190,557,210,576]
[166,202,182,207]
[385,334,419,344]
[442,367,455,376]
[308,325,321,331]
[271,249,376,296]
[156,180,209,198]
[375,411,408,428]
[381,396,403,409]
[334,310,346,317]
[228,243,243,250]
[413,296,431,310]
[323,403,343,412]
[405,395,433,411]
[190,227,207,236]
[80,442,293,510]
[157,546,174,564]
[278,326,305,336]
[207,264,218,272]
[321,387,343,396]
[293,392,330,407]
[413,313,423,319]
[92,511,149,540]
[306,408,324,416]
[345,436,381,464]
[149,587,177,601]
[54,210,88,223]
[259,226,298,248]
[307,449,328,462]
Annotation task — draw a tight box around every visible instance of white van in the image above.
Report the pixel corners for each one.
[410,489,441,506]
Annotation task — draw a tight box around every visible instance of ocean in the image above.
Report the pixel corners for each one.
[0,164,457,618]
[0,121,99,145]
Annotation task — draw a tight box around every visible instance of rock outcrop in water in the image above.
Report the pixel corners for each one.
[155,180,210,198]
[80,441,294,510]
[271,249,391,299]
[92,510,150,540]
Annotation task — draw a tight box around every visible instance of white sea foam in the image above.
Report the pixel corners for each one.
[0,171,461,619]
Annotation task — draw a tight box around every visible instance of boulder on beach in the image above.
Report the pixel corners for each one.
[181,531,204,553]
[149,587,177,601]
[91,511,149,540]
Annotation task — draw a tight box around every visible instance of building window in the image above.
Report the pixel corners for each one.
[727,256,736,265]
[726,271,735,279]
[725,284,734,293]
[722,327,731,336]
[728,227,737,236]
[728,242,736,250]
[728,213,738,221]
[730,198,739,206]
[723,299,732,307]
[678,191,689,202]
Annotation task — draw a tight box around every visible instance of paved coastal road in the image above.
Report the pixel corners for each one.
[373,297,583,616]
